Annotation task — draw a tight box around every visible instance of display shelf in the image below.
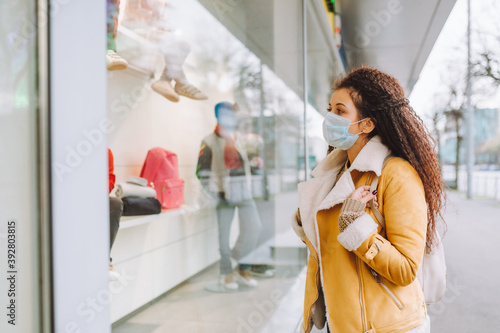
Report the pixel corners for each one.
[119,204,201,229]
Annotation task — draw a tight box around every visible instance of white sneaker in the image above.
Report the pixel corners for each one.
[151,80,180,102]
[109,262,121,281]
[221,273,238,290]
[174,82,208,100]
[236,269,258,287]
[107,50,128,71]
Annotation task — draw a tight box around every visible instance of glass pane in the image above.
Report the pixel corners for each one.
[0,0,41,331]
[105,1,341,331]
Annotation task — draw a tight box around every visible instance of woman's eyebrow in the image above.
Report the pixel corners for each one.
[336,103,346,107]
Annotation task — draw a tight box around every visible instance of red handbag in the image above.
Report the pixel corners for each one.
[140,147,184,209]
[160,178,184,209]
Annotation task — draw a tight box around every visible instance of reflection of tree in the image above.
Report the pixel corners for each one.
[436,81,466,189]
[474,50,500,83]
[189,18,306,192]
[444,108,464,189]
[236,57,262,90]
[193,28,240,84]
[235,56,264,115]
[426,0,499,174]
[428,107,444,173]
[471,1,500,85]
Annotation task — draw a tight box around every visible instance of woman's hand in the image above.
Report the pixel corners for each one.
[348,185,379,208]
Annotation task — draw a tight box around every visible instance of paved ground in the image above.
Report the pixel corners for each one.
[113,191,500,332]
[428,191,500,332]
[113,191,305,333]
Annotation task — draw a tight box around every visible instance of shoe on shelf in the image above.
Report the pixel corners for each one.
[221,273,238,290]
[106,50,128,71]
[236,269,258,287]
[151,80,180,102]
[174,82,208,100]
[109,262,121,281]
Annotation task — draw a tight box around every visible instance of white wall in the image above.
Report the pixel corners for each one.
[109,208,220,322]
[50,0,110,331]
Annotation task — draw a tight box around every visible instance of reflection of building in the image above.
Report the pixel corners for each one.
[104,0,342,324]
[441,107,499,165]
[241,114,302,193]
[476,108,500,164]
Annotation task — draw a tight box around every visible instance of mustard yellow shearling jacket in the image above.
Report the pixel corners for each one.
[292,136,428,333]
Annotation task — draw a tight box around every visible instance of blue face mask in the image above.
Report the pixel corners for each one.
[322,112,368,150]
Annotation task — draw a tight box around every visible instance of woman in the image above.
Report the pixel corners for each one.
[292,67,445,333]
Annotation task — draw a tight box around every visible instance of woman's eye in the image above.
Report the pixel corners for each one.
[337,109,343,114]
[326,108,332,112]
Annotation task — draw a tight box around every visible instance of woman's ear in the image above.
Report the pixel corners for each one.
[362,118,376,134]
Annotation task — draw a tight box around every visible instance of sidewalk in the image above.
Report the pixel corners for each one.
[428,191,500,332]
[112,191,306,333]
[112,191,500,332]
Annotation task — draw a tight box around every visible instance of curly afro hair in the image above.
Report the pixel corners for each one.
[332,66,446,249]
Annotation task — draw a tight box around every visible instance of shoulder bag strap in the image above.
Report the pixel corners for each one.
[366,155,394,230]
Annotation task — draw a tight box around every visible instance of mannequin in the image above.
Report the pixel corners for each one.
[121,0,207,102]
[196,102,262,290]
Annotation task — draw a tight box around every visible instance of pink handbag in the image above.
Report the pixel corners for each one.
[140,147,184,209]
[160,178,184,209]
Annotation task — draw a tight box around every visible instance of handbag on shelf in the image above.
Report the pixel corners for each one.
[367,156,447,304]
[121,197,162,216]
[140,147,185,209]
[159,178,184,209]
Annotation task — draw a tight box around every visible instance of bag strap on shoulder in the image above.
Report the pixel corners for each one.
[366,155,394,230]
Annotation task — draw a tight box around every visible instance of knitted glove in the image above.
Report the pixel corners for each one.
[338,198,366,232]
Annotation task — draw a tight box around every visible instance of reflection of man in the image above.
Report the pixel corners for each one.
[196,102,262,290]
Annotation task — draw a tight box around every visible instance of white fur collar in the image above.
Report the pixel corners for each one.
[312,135,390,178]
[297,135,391,252]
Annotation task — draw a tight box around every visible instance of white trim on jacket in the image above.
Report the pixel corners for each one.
[295,135,391,254]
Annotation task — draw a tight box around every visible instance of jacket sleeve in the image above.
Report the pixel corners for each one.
[196,141,212,180]
[337,160,427,286]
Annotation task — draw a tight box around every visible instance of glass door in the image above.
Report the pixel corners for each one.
[0,0,50,332]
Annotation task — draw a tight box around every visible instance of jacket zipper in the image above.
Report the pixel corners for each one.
[370,269,404,310]
[306,254,320,332]
[355,257,367,332]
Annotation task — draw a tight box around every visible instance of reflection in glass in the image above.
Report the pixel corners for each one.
[197,102,262,290]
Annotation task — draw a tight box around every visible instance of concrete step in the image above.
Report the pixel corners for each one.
[239,228,308,267]
[270,228,307,264]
